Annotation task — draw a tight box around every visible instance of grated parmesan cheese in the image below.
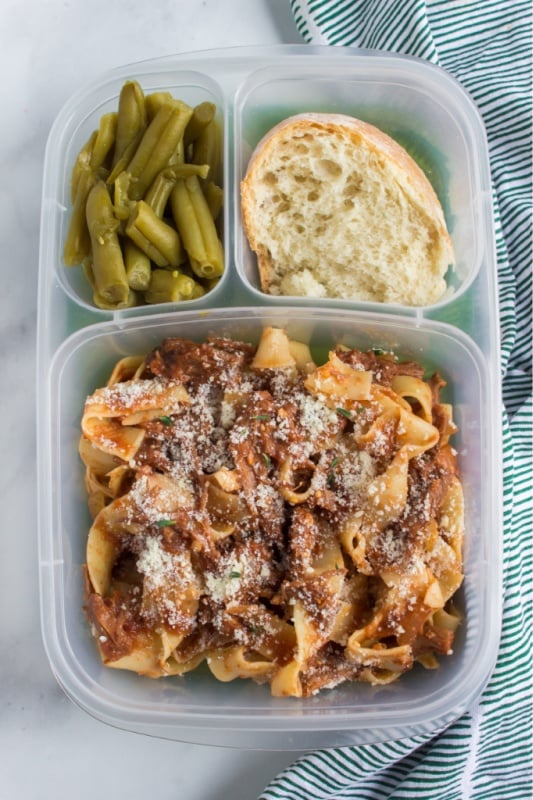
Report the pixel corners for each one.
[205,555,249,603]
[136,536,194,590]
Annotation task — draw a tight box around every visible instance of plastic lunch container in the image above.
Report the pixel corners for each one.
[37,45,503,750]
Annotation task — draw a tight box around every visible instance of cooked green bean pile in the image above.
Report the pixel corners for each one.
[63,80,223,308]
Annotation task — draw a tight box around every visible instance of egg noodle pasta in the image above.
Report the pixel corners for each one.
[79,327,464,696]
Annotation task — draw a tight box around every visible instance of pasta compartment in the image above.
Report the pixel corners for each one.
[43,305,497,747]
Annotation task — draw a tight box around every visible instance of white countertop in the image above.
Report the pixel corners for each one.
[1,2,308,797]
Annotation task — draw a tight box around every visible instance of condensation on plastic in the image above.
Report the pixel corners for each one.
[37,45,503,750]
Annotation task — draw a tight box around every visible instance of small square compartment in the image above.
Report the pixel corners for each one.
[42,68,228,315]
[234,53,489,311]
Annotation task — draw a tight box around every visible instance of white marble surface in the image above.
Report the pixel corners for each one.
[0,2,308,798]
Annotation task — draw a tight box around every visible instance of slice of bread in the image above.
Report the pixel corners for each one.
[240,113,454,306]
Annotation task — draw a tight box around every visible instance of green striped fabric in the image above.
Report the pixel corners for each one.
[260,2,532,798]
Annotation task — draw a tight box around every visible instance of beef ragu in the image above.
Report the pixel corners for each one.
[79,326,464,697]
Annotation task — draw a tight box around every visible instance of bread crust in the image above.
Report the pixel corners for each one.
[240,113,454,304]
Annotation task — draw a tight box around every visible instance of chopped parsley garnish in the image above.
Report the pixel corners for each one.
[262,452,272,467]
[229,571,241,579]
[159,415,174,426]
[327,456,340,485]
[156,519,175,528]
[336,407,353,419]
[248,624,265,634]
[253,414,270,421]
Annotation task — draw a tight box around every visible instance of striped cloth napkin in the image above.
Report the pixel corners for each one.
[260,2,532,798]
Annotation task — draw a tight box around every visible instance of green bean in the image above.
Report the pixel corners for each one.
[113,170,136,221]
[168,136,185,167]
[107,137,139,184]
[190,281,206,299]
[83,258,139,308]
[173,163,210,179]
[143,169,177,218]
[191,119,222,185]
[170,179,202,264]
[124,239,152,291]
[186,175,222,261]
[71,131,96,202]
[145,269,197,304]
[144,164,210,217]
[85,180,129,304]
[203,181,223,221]
[171,175,223,279]
[93,287,139,310]
[112,81,146,169]
[127,100,193,199]
[90,113,118,171]
[145,91,174,121]
[82,257,96,289]
[126,200,183,267]
[64,168,97,266]
[184,101,216,147]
